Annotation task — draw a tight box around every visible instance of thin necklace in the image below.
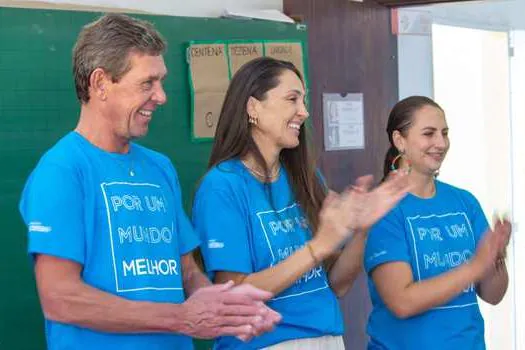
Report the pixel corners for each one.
[129,160,135,177]
[115,148,135,177]
[115,157,135,177]
[241,160,280,180]
[126,144,135,177]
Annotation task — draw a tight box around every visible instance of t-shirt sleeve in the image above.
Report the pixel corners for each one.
[462,190,489,244]
[166,163,200,255]
[19,163,85,264]
[364,208,411,274]
[192,185,252,279]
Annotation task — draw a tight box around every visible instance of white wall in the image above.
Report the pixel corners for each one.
[510,29,525,350]
[433,25,514,350]
[398,0,525,99]
[0,0,282,17]
[397,34,434,99]
[423,0,525,30]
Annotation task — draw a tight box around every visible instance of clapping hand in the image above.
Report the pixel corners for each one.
[182,281,281,342]
[492,214,511,260]
[312,171,411,259]
[471,215,512,279]
[345,171,412,231]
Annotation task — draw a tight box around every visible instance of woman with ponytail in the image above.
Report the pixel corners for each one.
[364,96,511,350]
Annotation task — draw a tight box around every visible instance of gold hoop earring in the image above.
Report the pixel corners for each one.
[391,151,412,173]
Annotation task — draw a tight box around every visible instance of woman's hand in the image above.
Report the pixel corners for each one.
[311,172,411,259]
[348,172,411,230]
[493,215,511,259]
[470,217,512,280]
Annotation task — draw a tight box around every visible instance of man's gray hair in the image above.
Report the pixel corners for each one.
[73,13,166,103]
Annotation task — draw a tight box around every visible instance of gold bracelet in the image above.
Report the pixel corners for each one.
[306,242,320,266]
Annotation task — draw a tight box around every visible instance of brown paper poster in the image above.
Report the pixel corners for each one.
[188,43,229,139]
[188,41,305,140]
[192,91,227,139]
[228,43,263,76]
[264,42,305,80]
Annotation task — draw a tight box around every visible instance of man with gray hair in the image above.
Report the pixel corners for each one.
[19,14,280,350]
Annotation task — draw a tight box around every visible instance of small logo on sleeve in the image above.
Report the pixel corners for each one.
[208,239,225,249]
[368,250,387,261]
[28,222,52,233]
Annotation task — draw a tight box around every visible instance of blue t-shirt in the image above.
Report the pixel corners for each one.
[192,159,344,349]
[19,132,199,350]
[364,180,488,350]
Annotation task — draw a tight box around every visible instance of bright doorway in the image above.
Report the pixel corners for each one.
[432,23,515,350]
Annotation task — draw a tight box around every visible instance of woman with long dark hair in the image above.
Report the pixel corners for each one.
[364,96,511,349]
[192,57,410,349]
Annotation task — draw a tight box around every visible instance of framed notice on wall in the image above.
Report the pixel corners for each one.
[187,40,306,141]
[322,93,365,151]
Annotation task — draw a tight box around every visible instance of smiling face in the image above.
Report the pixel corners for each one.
[248,69,309,152]
[103,52,167,141]
[393,105,450,176]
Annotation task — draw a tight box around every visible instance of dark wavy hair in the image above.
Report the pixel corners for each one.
[208,57,326,232]
[383,95,444,180]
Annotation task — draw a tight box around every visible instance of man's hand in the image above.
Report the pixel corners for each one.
[229,283,281,340]
[181,281,281,341]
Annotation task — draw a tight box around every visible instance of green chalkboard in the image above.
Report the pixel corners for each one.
[0,7,308,350]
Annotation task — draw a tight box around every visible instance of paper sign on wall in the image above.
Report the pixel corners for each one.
[323,93,365,151]
[264,42,305,79]
[228,43,264,76]
[187,43,230,139]
[187,40,305,141]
